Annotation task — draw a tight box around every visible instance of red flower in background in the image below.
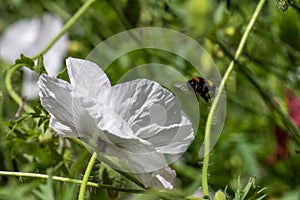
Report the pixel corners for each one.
[267,126,289,164]
[286,90,300,128]
[267,90,300,164]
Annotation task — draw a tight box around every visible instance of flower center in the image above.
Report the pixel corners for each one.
[149,104,167,126]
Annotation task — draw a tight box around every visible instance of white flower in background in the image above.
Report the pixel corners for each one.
[0,14,69,100]
[38,57,194,189]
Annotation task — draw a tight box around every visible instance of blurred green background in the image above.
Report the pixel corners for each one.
[1,0,300,199]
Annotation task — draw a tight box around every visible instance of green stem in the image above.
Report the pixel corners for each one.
[0,171,144,193]
[206,36,300,144]
[5,0,96,110]
[69,138,145,188]
[32,0,96,60]
[4,0,144,191]
[289,0,300,13]
[78,152,97,200]
[201,0,267,198]
[4,64,34,112]
[0,170,189,199]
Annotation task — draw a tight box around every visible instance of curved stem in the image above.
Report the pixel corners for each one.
[4,64,34,112]
[201,0,267,198]
[0,171,144,193]
[3,0,146,192]
[32,0,96,60]
[78,152,97,200]
[5,0,96,110]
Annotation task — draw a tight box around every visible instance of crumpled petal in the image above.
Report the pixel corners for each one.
[0,14,69,100]
[110,79,193,153]
[66,57,111,98]
[65,57,111,138]
[38,74,77,137]
[103,143,167,173]
[109,79,181,132]
[134,166,176,189]
[38,57,195,189]
[88,78,194,172]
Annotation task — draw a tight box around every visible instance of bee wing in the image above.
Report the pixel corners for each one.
[173,82,190,91]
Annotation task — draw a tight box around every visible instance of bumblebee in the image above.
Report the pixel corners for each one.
[175,76,216,102]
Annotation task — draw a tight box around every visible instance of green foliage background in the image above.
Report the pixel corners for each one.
[0,0,300,199]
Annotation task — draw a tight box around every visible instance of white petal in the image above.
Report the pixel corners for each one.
[71,94,105,138]
[66,57,111,99]
[145,114,194,154]
[155,119,194,154]
[0,17,40,62]
[84,78,193,173]
[135,166,176,189]
[40,14,69,76]
[0,14,67,65]
[22,68,40,100]
[38,74,77,137]
[104,144,167,173]
[49,117,77,137]
[87,100,135,139]
[81,95,169,173]
[155,175,174,189]
[109,78,194,153]
[37,58,193,186]
[0,14,69,100]
[84,97,154,148]
[109,79,181,133]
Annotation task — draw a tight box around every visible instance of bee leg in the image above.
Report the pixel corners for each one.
[201,94,209,102]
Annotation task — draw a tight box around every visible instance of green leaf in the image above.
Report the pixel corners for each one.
[0,182,39,199]
[241,177,256,200]
[36,55,47,75]
[32,175,55,200]
[15,54,34,69]
[234,176,267,200]
[56,67,68,79]
[99,164,126,200]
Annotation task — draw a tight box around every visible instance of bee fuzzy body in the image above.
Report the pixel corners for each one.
[188,77,216,102]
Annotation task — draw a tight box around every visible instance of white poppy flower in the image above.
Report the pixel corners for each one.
[38,57,194,189]
[0,14,69,100]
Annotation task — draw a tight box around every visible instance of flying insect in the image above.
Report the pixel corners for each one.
[175,76,216,102]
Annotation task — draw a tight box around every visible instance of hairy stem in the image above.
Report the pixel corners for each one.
[0,171,143,193]
[4,0,146,194]
[206,36,300,144]
[201,0,267,198]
